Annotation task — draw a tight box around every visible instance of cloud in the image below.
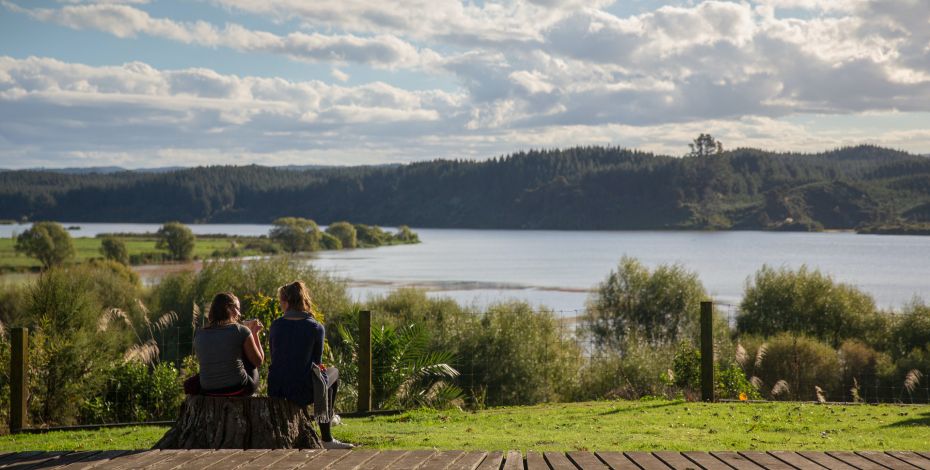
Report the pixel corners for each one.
[3,2,429,69]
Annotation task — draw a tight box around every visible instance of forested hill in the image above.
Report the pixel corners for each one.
[2,145,930,231]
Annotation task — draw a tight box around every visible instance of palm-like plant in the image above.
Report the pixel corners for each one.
[337,323,462,410]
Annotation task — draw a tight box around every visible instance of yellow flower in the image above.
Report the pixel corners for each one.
[739,392,748,401]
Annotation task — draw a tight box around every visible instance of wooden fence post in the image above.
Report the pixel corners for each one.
[10,327,28,433]
[700,301,714,402]
[357,310,372,412]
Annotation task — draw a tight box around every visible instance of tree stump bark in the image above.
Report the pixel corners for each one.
[154,396,322,449]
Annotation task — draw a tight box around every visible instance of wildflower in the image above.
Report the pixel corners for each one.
[739,392,748,401]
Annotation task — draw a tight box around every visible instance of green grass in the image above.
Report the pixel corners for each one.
[0,237,263,271]
[3,400,930,452]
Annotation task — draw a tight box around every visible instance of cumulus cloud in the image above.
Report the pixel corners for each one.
[3,2,429,69]
[2,0,930,167]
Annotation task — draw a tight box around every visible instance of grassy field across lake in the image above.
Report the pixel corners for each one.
[3,399,929,452]
[0,236,263,271]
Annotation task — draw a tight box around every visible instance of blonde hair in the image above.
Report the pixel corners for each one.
[279,281,315,317]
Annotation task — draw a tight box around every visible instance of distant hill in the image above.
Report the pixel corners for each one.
[1,145,929,232]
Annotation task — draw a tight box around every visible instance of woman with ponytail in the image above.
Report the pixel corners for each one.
[268,281,353,449]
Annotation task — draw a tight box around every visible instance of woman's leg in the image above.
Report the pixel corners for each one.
[319,366,339,442]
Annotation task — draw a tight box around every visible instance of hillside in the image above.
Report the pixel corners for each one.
[2,145,929,231]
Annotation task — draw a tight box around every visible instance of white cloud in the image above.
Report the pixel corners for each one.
[3,2,429,69]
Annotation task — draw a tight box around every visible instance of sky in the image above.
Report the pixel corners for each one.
[0,0,928,169]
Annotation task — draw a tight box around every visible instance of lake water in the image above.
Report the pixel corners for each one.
[3,223,929,312]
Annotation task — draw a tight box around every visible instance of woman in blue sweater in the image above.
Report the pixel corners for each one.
[267,281,353,449]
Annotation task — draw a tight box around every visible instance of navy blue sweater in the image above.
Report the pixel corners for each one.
[267,311,325,407]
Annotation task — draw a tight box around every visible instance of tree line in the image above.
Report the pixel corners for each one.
[2,144,930,231]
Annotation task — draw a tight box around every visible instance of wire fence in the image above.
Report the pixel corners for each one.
[11,301,930,430]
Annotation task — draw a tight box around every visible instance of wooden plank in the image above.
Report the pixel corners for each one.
[886,452,930,470]
[857,452,920,470]
[295,450,351,469]
[525,452,549,470]
[202,450,269,469]
[502,451,522,470]
[712,451,766,469]
[766,451,828,470]
[569,452,609,469]
[145,450,214,470]
[168,449,241,470]
[233,450,299,470]
[738,452,795,470]
[652,452,700,470]
[446,452,489,470]
[543,452,577,470]
[359,451,408,470]
[54,450,133,470]
[420,451,467,470]
[261,450,323,470]
[593,452,638,470]
[624,452,669,470]
[681,452,731,470]
[827,451,892,470]
[327,450,379,470]
[798,452,857,470]
[383,450,435,469]
[29,451,103,470]
[475,452,504,470]
[1,451,68,469]
[0,452,47,466]
[92,451,179,470]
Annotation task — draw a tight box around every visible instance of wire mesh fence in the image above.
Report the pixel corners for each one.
[10,300,930,430]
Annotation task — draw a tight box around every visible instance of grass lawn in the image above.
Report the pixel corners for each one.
[0,237,263,271]
[3,399,930,452]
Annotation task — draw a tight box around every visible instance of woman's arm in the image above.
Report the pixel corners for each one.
[311,323,324,365]
[243,329,264,366]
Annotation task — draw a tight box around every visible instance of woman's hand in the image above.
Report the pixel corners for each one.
[244,319,264,334]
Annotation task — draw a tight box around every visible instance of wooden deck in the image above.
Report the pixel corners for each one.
[1,449,929,469]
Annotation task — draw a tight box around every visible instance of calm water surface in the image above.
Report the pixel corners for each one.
[3,223,927,312]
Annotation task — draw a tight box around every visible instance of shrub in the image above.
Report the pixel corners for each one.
[320,232,342,250]
[156,222,195,261]
[456,301,582,406]
[574,340,676,400]
[737,265,884,348]
[889,300,930,359]
[755,333,841,401]
[80,361,183,423]
[270,217,321,253]
[581,257,706,350]
[354,224,390,247]
[326,222,357,249]
[14,221,75,268]
[100,236,129,265]
[393,225,419,243]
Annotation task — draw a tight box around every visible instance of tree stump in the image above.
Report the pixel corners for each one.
[154,396,322,449]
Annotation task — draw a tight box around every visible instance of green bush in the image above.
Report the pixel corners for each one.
[354,224,390,247]
[755,333,841,401]
[326,222,357,249]
[889,300,930,359]
[100,236,129,265]
[582,257,706,350]
[270,217,321,253]
[393,225,419,243]
[80,361,183,423]
[320,232,342,250]
[738,265,885,348]
[574,340,676,400]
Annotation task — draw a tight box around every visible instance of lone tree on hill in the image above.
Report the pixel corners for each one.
[270,217,322,253]
[156,222,195,261]
[688,133,723,157]
[14,221,75,268]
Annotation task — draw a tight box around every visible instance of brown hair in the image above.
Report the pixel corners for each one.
[279,281,314,316]
[207,292,238,326]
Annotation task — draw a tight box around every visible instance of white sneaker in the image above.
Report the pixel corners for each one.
[331,414,342,426]
[322,439,355,450]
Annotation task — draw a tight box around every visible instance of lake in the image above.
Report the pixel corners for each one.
[3,223,929,312]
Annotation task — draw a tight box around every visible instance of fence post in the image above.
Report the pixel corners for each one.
[357,310,372,412]
[10,327,28,433]
[700,301,714,402]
